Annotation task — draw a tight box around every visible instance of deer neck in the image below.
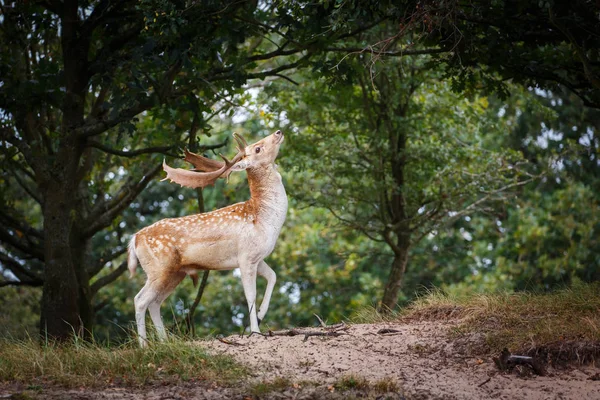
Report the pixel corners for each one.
[246,164,287,226]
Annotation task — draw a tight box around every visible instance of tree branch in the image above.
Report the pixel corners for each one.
[75,97,154,138]
[0,252,43,283]
[323,47,445,57]
[86,141,177,158]
[0,220,44,261]
[0,209,43,240]
[88,246,128,278]
[0,280,44,288]
[444,176,539,226]
[36,0,62,15]
[8,169,43,205]
[83,162,163,237]
[90,260,127,296]
[211,55,311,83]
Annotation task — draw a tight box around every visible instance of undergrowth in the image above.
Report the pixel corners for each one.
[415,282,600,362]
[353,282,600,363]
[0,336,247,387]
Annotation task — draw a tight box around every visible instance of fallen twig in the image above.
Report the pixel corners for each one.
[302,331,345,342]
[217,337,245,346]
[314,314,327,327]
[324,321,347,331]
[377,328,401,335]
[267,326,348,342]
[314,314,347,331]
[477,377,491,387]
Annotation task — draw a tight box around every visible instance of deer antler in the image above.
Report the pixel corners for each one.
[162,133,247,188]
[183,133,248,172]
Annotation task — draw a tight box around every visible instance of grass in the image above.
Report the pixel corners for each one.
[0,336,247,387]
[245,376,402,399]
[349,306,400,324]
[349,282,600,363]
[248,376,294,397]
[404,281,600,362]
[334,375,401,394]
[333,375,370,391]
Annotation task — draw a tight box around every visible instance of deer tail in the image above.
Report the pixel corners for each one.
[128,235,138,278]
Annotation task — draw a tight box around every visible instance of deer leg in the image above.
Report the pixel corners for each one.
[148,272,186,341]
[134,281,159,347]
[257,261,277,324]
[239,262,260,333]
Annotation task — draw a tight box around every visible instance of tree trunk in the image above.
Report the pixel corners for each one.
[380,235,410,312]
[71,234,94,338]
[39,2,90,341]
[40,182,82,341]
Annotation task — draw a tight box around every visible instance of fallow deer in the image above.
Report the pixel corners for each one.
[128,130,287,347]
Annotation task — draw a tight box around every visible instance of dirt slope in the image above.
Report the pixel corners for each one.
[205,320,600,399]
[2,319,598,399]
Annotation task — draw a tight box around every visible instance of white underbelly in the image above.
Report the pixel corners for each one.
[180,240,239,270]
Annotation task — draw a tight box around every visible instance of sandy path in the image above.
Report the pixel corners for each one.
[204,321,600,399]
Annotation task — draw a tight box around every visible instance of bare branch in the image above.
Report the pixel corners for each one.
[0,209,43,240]
[211,55,311,83]
[88,246,128,278]
[83,162,163,237]
[86,141,177,158]
[8,169,43,205]
[273,73,300,86]
[0,252,43,283]
[0,279,44,288]
[75,97,153,138]
[323,47,445,57]
[445,177,538,224]
[0,219,44,261]
[90,260,127,296]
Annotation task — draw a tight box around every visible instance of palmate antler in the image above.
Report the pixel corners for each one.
[162,133,248,188]
[183,133,248,172]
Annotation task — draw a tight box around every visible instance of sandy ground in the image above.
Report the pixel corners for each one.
[204,320,600,399]
[2,320,599,399]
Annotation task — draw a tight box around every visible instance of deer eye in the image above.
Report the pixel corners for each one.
[255,147,261,154]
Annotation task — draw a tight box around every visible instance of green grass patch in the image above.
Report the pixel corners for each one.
[405,282,600,362]
[248,376,293,397]
[334,375,370,391]
[334,375,402,395]
[0,337,247,387]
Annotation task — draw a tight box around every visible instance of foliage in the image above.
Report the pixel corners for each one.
[414,86,600,294]
[0,287,41,339]
[264,48,533,308]
[327,0,600,109]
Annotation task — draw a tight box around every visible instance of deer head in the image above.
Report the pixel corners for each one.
[162,130,284,188]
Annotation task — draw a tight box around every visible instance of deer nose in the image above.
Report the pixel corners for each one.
[274,130,282,136]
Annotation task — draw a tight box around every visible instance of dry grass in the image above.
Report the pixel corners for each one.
[0,337,247,387]
[349,306,400,324]
[334,375,402,395]
[404,282,600,362]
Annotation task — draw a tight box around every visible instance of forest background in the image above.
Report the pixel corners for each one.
[0,0,598,342]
